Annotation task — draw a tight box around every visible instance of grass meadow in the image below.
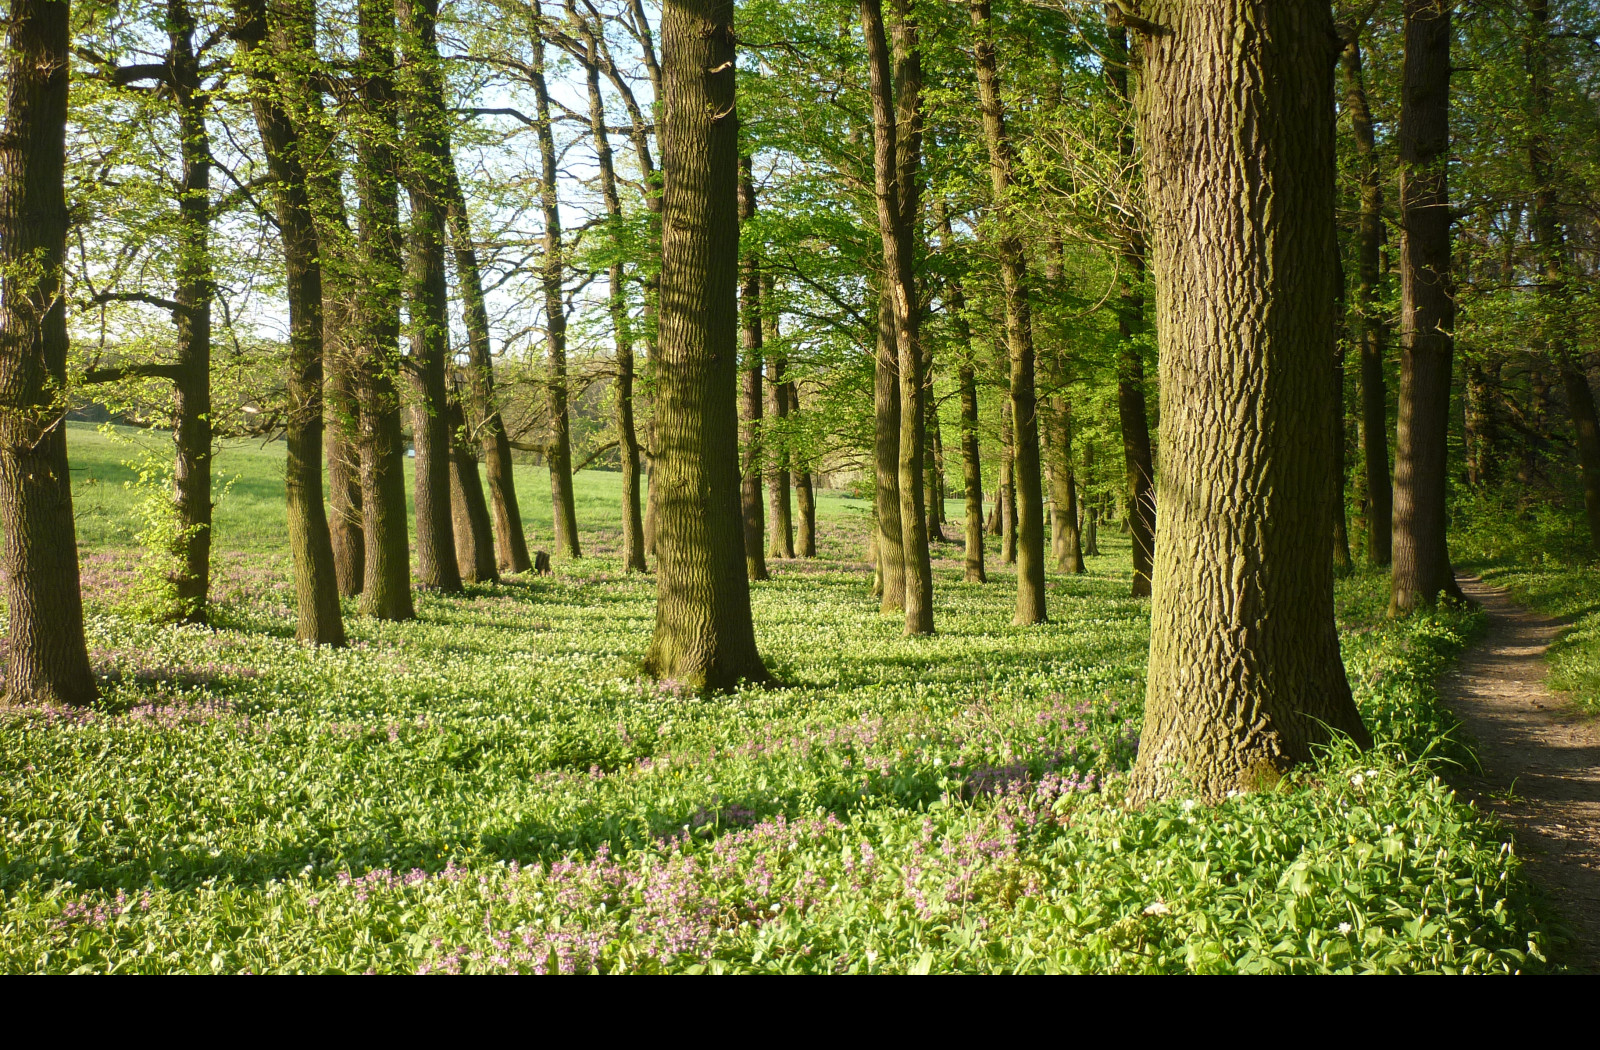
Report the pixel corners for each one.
[0,423,1555,972]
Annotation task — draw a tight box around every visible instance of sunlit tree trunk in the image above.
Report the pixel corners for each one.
[353,0,413,620]
[971,0,1045,625]
[873,291,905,610]
[937,203,986,583]
[765,275,795,560]
[1131,0,1368,802]
[641,0,767,689]
[0,0,97,704]
[237,0,345,645]
[444,160,529,574]
[1390,0,1462,615]
[864,0,932,634]
[447,391,497,582]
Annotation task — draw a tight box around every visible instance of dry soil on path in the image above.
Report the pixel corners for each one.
[1442,575,1600,972]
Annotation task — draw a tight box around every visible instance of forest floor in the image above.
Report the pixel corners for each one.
[1444,576,1600,973]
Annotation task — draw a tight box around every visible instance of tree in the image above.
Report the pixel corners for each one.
[1340,23,1392,567]
[0,0,98,705]
[1129,0,1369,801]
[235,0,345,645]
[528,2,581,560]
[970,0,1045,626]
[863,0,932,635]
[738,155,770,582]
[353,0,415,621]
[1390,0,1462,615]
[397,0,461,593]
[641,0,767,689]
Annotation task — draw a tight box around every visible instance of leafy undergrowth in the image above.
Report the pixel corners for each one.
[0,536,1546,972]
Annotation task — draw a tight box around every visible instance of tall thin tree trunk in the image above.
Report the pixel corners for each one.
[938,202,986,583]
[1341,29,1392,567]
[530,6,581,560]
[1107,20,1157,598]
[971,0,1045,625]
[573,8,646,571]
[1050,395,1085,574]
[737,156,769,582]
[864,0,932,634]
[352,0,413,621]
[1390,0,1461,615]
[396,0,459,592]
[1130,0,1368,803]
[641,0,767,689]
[0,0,97,705]
[444,161,529,574]
[324,302,364,597]
[237,0,345,645]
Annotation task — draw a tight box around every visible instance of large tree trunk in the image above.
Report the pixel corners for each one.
[324,299,364,597]
[1130,0,1368,803]
[1527,0,1600,553]
[573,11,646,572]
[1106,20,1157,598]
[1340,30,1392,567]
[237,0,345,645]
[1390,0,1461,615]
[353,0,413,621]
[796,461,817,557]
[971,0,1045,625]
[530,6,581,560]
[938,203,986,583]
[396,0,459,593]
[737,157,769,582]
[864,0,932,634]
[0,0,97,705]
[873,291,906,611]
[641,0,767,689]
[444,161,529,575]
[447,391,497,582]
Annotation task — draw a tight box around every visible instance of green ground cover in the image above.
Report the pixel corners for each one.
[0,424,1551,972]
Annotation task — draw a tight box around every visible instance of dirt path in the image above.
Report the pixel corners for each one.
[1442,575,1600,972]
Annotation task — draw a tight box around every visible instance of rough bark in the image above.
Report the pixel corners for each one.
[1130,0,1368,802]
[444,157,528,574]
[971,0,1045,625]
[530,5,581,560]
[573,9,646,572]
[0,0,97,705]
[864,0,932,634]
[641,0,767,689]
[1340,31,1392,566]
[237,0,345,645]
[1106,21,1157,599]
[1390,0,1461,615]
[350,0,413,621]
[737,156,769,582]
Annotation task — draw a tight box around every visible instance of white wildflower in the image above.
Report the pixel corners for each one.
[1142,901,1171,916]
[1337,922,1353,935]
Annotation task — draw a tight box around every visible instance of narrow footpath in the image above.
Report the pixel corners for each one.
[1442,575,1600,972]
